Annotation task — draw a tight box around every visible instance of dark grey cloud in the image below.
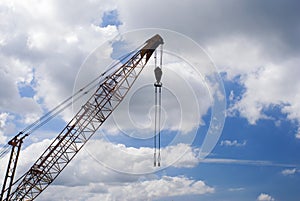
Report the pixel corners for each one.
[119,0,300,60]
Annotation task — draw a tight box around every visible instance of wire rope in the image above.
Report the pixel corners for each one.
[0,43,144,158]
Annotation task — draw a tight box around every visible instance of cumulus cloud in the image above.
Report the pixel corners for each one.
[0,138,54,184]
[2,0,300,200]
[0,0,119,126]
[115,0,300,138]
[38,176,213,201]
[3,137,200,180]
[2,0,300,138]
[209,36,300,136]
[101,60,211,136]
[0,54,42,125]
[64,139,200,178]
[70,28,219,138]
[2,0,218,142]
[257,193,275,201]
[0,138,210,200]
[0,1,219,199]
[0,112,9,144]
[118,0,300,58]
[0,138,49,186]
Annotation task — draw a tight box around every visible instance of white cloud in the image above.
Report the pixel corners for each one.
[95,1,300,143]
[220,140,247,147]
[67,29,223,148]
[0,113,9,128]
[118,0,300,64]
[0,137,201,184]
[0,0,119,125]
[73,140,200,177]
[38,176,213,201]
[0,55,42,124]
[1,2,225,177]
[0,112,9,144]
[201,158,297,168]
[117,0,300,138]
[2,0,300,137]
[208,36,300,135]
[5,136,297,199]
[0,2,218,199]
[0,138,52,184]
[102,60,211,136]
[0,138,211,200]
[1,1,300,200]
[257,193,275,201]
[295,127,300,139]
[281,168,297,176]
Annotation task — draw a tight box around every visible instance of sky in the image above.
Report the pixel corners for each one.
[0,0,300,200]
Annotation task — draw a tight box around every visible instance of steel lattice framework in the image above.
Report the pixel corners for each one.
[0,134,27,200]
[2,34,163,201]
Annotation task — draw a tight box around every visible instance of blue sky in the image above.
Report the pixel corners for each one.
[100,10,122,28]
[1,1,300,201]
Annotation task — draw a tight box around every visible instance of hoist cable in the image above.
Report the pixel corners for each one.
[158,86,161,166]
[160,45,163,70]
[0,144,10,159]
[154,87,157,166]
[22,77,98,134]
[158,45,163,166]
[153,50,157,166]
[0,44,144,159]
[21,46,142,136]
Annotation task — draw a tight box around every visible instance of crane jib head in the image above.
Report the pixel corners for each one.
[144,34,164,51]
[141,34,164,62]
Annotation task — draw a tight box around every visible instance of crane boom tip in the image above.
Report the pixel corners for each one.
[145,34,164,47]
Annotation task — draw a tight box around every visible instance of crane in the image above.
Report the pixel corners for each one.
[0,34,164,201]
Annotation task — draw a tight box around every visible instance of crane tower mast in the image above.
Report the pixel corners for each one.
[1,34,164,201]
